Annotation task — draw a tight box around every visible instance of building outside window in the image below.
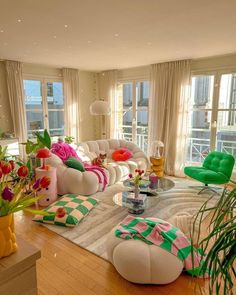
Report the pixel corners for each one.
[23,79,64,139]
[114,80,149,153]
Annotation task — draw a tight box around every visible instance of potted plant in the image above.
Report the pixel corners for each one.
[192,187,236,295]
[21,129,52,171]
[0,158,50,258]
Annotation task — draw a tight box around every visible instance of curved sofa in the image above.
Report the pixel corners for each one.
[47,139,149,196]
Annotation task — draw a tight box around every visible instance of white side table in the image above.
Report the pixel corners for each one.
[35,166,57,206]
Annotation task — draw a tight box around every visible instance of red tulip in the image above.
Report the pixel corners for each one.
[17,166,29,178]
[0,160,4,169]
[40,176,50,188]
[128,173,133,178]
[9,160,15,171]
[0,168,2,178]
[2,162,12,174]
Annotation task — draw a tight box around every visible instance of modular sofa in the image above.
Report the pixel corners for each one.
[47,139,149,196]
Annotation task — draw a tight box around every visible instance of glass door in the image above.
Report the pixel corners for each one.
[216,73,236,159]
[187,72,236,165]
[24,78,64,139]
[187,75,214,163]
[115,81,149,152]
[24,80,44,138]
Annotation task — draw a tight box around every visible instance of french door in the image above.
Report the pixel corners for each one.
[115,80,149,152]
[23,78,64,138]
[188,72,236,165]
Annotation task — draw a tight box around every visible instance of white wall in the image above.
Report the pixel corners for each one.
[79,71,100,140]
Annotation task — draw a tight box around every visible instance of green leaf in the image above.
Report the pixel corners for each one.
[23,208,53,216]
[44,129,51,149]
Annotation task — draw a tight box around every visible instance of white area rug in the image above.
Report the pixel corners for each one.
[42,178,219,260]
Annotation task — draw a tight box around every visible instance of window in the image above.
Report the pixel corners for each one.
[114,81,149,152]
[24,79,64,138]
[187,73,236,165]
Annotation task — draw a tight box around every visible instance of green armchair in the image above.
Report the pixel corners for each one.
[184,151,235,194]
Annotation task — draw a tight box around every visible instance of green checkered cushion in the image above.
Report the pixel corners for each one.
[33,194,98,227]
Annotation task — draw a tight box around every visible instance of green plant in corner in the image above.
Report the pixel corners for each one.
[192,187,236,295]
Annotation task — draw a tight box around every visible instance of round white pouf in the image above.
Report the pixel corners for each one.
[106,218,184,284]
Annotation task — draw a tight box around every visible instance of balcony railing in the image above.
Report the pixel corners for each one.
[187,137,236,165]
[118,125,148,153]
[119,126,236,164]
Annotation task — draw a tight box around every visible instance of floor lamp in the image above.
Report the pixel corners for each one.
[89,100,111,139]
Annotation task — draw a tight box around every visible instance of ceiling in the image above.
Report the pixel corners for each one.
[0,0,236,71]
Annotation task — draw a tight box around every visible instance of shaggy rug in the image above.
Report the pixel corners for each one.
[42,178,219,260]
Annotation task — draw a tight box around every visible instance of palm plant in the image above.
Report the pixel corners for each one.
[192,187,236,295]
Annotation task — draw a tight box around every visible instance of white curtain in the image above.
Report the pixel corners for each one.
[5,60,27,158]
[97,70,117,138]
[148,60,191,176]
[62,68,80,144]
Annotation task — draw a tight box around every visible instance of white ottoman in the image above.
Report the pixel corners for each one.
[106,218,184,284]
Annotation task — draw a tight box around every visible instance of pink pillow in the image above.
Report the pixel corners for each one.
[51,142,82,162]
[112,148,133,161]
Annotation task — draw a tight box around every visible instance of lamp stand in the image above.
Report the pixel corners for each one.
[101,115,106,139]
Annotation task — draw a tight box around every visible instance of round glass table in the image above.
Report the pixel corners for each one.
[113,191,160,215]
[123,177,175,196]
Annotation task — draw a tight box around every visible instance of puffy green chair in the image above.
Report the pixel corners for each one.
[184,151,235,194]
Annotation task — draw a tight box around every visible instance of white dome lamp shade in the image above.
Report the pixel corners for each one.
[89,100,111,115]
[89,100,111,139]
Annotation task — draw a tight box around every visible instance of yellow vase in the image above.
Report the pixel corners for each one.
[0,214,17,258]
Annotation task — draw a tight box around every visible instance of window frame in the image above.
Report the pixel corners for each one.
[115,78,150,151]
[189,69,236,179]
[23,74,64,138]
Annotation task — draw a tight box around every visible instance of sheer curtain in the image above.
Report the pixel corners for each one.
[5,60,27,158]
[97,70,117,138]
[148,60,191,176]
[62,68,80,144]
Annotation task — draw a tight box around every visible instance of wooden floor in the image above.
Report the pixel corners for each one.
[14,211,226,295]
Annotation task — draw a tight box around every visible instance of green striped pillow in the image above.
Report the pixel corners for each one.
[33,194,98,227]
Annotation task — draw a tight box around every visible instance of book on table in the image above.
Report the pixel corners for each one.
[125,193,147,205]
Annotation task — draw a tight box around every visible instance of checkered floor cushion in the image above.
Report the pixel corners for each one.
[33,194,98,227]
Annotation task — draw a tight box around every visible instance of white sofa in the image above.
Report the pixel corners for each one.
[47,139,149,196]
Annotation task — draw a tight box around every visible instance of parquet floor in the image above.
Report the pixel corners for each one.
[14,209,231,295]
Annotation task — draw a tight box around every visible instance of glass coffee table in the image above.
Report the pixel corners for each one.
[123,177,175,196]
[113,191,160,215]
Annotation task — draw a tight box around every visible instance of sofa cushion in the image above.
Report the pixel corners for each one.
[33,194,98,227]
[65,157,85,172]
[112,148,133,161]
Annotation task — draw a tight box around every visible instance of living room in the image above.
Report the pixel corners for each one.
[0,1,236,295]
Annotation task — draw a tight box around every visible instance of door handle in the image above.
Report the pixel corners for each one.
[212,120,217,128]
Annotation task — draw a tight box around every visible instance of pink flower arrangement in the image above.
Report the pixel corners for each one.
[129,169,145,187]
